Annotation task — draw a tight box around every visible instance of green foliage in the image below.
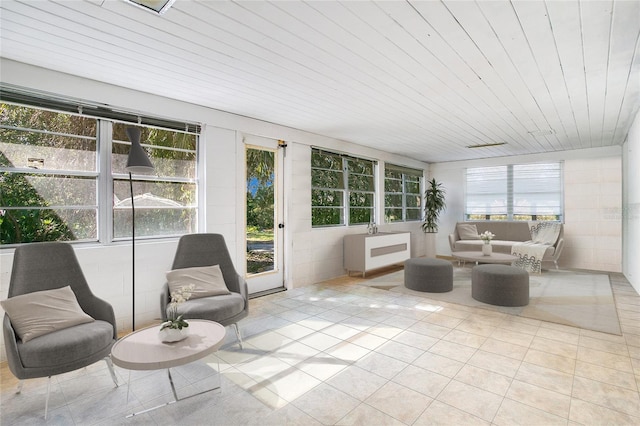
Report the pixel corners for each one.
[422,178,446,233]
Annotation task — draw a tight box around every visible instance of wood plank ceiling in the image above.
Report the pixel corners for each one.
[1,0,638,163]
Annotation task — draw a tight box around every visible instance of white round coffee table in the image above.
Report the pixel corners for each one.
[111,320,226,417]
[452,251,517,265]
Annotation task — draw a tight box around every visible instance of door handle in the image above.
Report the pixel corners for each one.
[278,223,285,229]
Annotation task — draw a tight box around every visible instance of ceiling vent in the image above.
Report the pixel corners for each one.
[528,129,555,137]
[123,0,176,15]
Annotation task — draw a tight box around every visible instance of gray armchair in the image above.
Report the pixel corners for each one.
[3,242,118,418]
[161,233,249,348]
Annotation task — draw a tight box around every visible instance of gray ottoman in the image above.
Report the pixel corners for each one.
[472,264,529,307]
[404,258,453,293]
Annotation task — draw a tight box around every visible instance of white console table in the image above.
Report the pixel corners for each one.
[344,232,411,277]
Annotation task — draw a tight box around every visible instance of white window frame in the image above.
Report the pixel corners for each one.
[384,163,423,223]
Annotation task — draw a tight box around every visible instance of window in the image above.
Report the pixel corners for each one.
[1,99,199,245]
[465,162,563,221]
[384,164,423,222]
[311,149,375,227]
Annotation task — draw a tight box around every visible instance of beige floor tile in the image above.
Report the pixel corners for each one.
[536,326,581,345]
[322,323,363,340]
[479,338,528,360]
[496,321,540,336]
[574,360,638,391]
[262,404,323,426]
[515,362,574,395]
[490,327,535,347]
[407,320,454,339]
[392,365,451,398]
[436,380,503,422]
[392,330,439,350]
[428,340,478,363]
[442,329,487,348]
[272,341,321,366]
[569,398,640,426]
[493,398,567,426]
[367,324,404,339]
[413,400,490,425]
[346,331,388,350]
[336,402,405,426]
[529,336,578,359]
[576,346,634,372]
[413,352,465,378]
[326,366,388,401]
[326,341,371,363]
[298,331,343,351]
[376,340,425,363]
[467,350,522,378]
[455,318,498,337]
[365,381,432,424]
[579,334,630,356]
[506,379,571,418]
[523,349,576,374]
[292,383,360,425]
[274,323,316,340]
[295,354,348,381]
[423,312,464,329]
[355,352,407,379]
[572,376,640,417]
[237,355,292,380]
[580,328,628,344]
[454,364,512,396]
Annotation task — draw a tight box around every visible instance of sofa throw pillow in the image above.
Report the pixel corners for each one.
[457,224,481,240]
[166,264,231,300]
[0,286,94,343]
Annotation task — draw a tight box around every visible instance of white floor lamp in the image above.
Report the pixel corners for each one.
[125,127,154,331]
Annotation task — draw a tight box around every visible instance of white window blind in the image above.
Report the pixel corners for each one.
[465,162,563,221]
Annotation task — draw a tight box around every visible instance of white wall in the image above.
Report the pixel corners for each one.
[0,59,428,360]
[431,146,623,272]
[623,109,640,293]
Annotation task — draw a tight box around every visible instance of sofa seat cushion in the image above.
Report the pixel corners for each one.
[176,292,245,323]
[454,240,555,257]
[17,320,114,368]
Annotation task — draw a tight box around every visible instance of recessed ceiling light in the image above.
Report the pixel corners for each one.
[466,142,507,149]
[528,129,555,137]
[124,0,176,15]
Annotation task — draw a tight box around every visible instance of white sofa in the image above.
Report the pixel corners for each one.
[448,221,565,268]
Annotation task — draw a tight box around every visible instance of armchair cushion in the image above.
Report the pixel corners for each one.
[17,320,114,369]
[1,286,94,343]
[175,293,245,324]
[166,264,231,300]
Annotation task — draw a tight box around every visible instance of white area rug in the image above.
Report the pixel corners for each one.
[361,266,622,335]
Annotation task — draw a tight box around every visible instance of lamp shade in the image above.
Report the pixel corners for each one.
[125,127,154,174]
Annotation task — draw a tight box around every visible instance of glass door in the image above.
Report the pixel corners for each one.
[244,135,284,294]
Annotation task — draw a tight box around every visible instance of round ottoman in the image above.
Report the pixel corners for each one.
[404,258,453,293]
[472,264,529,307]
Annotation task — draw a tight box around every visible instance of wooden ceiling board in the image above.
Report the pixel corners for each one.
[0,0,638,163]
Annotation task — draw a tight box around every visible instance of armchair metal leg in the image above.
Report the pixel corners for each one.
[44,376,52,419]
[232,323,243,349]
[554,260,559,269]
[16,380,23,394]
[104,356,119,387]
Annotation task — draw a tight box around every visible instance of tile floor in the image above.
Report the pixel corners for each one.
[1,268,639,425]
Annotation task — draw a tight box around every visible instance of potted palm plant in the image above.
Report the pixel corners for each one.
[422,178,446,257]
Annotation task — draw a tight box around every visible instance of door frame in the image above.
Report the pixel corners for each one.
[237,132,287,295]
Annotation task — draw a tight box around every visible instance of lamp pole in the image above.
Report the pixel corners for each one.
[125,127,154,332]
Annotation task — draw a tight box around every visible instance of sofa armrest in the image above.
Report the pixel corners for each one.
[448,234,457,252]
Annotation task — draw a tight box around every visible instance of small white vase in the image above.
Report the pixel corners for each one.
[482,243,492,256]
[159,326,190,343]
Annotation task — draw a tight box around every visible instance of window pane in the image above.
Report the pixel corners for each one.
[1,104,98,245]
[113,179,197,238]
[385,208,403,222]
[0,208,97,244]
[312,189,343,207]
[350,207,373,225]
[349,192,374,208]
[385,178,402,193]
[405,180,420,194]
[385,194,402,208]
[406,208,421,221]
[312,169,343,189]
[311,150,342,170]
[312,207,342,226]
[112,124,196,179]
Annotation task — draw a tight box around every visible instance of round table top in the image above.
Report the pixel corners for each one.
[452,251,517,264]
[111,320,226,371]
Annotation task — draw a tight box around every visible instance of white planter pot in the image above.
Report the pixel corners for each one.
[158,326,190,343]
[482,244,492,256]
[425,233,437,258]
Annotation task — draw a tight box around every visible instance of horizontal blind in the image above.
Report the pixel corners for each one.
[465,166,508,216]
[513,163,563,217]
[385,163,423,177]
